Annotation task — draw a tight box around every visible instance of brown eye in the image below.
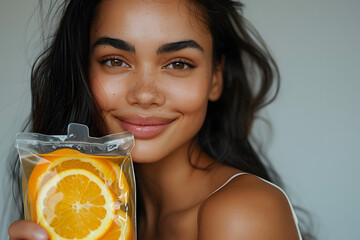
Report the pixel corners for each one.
[166,61,193,70]
[108,59,125,67]
[172,62,185,69]
[101,58,129,68]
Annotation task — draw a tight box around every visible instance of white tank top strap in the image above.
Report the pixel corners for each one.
[256,176,303,240]
[207,172,249,199]
[206,172,303,240]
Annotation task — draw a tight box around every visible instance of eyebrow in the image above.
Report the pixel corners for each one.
[92,37,204,54]
[156,40,204,54]
[92,37,135,52]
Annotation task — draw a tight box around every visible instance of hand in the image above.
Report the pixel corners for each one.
[8,220,49,240]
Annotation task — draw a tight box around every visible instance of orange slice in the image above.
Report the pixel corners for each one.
[27,149,117,215]
[107,160,130,205]
[99,210,132,240]
[27,158,52,221]
[48,155,117,185]
[36,168,116,240]
[40,149,117,186]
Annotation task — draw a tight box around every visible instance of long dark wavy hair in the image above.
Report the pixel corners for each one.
[11,0,314,239]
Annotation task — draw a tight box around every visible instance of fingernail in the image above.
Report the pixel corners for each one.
[33,228,49,240]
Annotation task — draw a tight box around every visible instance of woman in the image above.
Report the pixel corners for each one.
[9,0,309,239]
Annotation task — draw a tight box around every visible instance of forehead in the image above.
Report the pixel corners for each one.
[90,0,211,48]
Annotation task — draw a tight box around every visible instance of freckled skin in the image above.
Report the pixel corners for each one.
[88,1,228,238]
[6,1,301,239]
[89,0,222,164]
[86,1,300,240]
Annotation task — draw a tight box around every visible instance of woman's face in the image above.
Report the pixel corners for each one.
[89,0,223,163]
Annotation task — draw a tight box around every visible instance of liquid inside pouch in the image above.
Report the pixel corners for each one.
[15,123,136,240]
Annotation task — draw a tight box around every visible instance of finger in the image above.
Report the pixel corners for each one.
[8,220,49,240]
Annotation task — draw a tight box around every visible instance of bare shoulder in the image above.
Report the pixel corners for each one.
[198,174,300,240]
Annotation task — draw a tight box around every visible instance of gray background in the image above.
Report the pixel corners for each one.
[1,0,359,239]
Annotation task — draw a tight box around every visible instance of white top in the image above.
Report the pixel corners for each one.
[207,172,303,240]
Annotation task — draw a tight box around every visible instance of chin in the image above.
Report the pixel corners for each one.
[130,145,164,164]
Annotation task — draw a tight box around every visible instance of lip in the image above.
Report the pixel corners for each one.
[116,115,175,139]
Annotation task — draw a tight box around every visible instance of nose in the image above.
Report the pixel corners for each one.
[126,68,165,108]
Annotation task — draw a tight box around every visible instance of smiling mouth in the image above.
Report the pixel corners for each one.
[116,116,175,139]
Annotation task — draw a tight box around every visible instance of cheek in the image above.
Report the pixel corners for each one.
[170,76,211,116]
[89,74,123,112]
[90,78,109,110]
[178,91,208,116]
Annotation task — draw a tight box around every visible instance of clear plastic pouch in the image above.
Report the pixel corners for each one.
[15,123,136,240]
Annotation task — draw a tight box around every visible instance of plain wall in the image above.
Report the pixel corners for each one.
[242,0,360,239]
[1,0,359,239]
[0,0,37,236]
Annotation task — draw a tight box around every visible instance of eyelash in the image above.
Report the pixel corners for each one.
[98,56,196,70]
[99,56,129,68]
[164,59,195,70]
